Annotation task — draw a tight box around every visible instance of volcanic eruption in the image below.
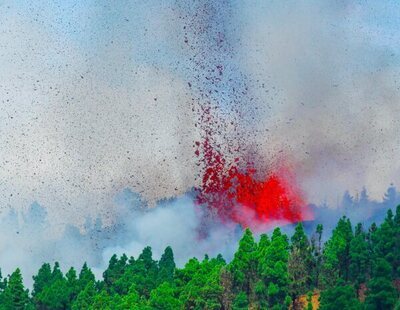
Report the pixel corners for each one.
[174,1,312,230]
[195,138,311,229]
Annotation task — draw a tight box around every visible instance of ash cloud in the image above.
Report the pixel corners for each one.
[2,1,399,220]
[234,1,400,202]
[0,2,200,227]
[0,190,242,287]
[0,0,400,285]
[0,185,398,288]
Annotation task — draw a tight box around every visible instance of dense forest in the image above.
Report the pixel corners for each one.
[1,205,400,309]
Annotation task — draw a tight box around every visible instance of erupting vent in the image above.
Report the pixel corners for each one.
[195,138,312,230]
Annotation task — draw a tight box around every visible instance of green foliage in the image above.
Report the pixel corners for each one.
[310,224,324,288]
[77,262,95,292]
[392,205,400,278]
[72,281,96,310]
[90,289,122,310]
[158,246,176,285]
[148,282,180,309]
[103,254,128,292]
[32,263,52,298]
[179,256,225,309]
[319,282,361,310]
[36,279,70,309]
[259,227,290,308]
[288,223,314,300]
[321,216,353,287]
[349,223,370,285]
[0,269,30,310]
[232,291,248,310]
[112,247,159,297]
[364,258,398,309]
[33,263,78,310]
[1,205,400,309]
[117,284,147,309]
[229,228,258,294]
[306,291,313,310]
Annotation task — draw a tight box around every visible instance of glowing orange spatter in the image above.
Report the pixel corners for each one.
[196,139,311,230]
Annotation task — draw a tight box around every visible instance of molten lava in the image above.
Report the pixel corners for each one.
[180,1,312,230]
[196,139,311,230]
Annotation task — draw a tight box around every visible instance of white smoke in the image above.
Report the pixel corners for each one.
[235,1,400,203]
[0,192,242,287]
[1,0,400,286]
[0,3,200,228]
[2,1,399,220]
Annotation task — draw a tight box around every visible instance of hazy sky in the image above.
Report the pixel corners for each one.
[1,0,400,227]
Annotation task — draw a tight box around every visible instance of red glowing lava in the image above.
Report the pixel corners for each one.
[195,139,312,229]
[181,1,312,230]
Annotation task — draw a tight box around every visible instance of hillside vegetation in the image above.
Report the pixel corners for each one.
[1,206,400,309]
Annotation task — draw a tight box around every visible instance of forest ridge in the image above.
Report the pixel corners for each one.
[1,206,400,309]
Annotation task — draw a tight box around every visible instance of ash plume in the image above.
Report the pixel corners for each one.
[0,0,399,284]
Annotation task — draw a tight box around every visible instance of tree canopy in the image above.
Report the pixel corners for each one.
[0,205,399,309]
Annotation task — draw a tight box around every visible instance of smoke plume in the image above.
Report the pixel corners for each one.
[0,0,400,284]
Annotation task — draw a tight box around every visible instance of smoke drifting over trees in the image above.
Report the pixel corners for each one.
[1,1,400,222]
[1,203,400,309]
[0,185,399,289]
[1,0,400,297]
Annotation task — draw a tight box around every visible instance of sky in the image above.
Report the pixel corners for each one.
[1,0,400,229]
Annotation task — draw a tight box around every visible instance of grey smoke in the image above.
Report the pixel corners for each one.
[235,1,400,202]
[0,191,242,287]
[1,0,400,286]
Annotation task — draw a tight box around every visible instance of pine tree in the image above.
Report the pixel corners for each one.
[148,282,180,309]
[136,246,158,297]
[175,257,200,293]
[2,209,400,310]
[288,222,314,304]
[311,224,323,288]
[103,254,128,291]
[359,187,369,206]
[349,223,370,287]
[232,291,248,310]
[36,278,69,310]
[90,289,119,310]
[319,281,361,310]
[220,267,234,310]
[32,263,52,298]
[0,270,4,292]
[179,256,225,309]
[72,281,96,310]
[373,209,397,278]
[383,185,397,207]
[321,217,353,287]
[393,205,400,278]
[65,267,78,302]
[342,190,354,210]
[77,262,95,292]
[103,254,118,288]
[228,228,258,306]
[367,222,378,277]
[113,247,158,297]
[158,246,176,284]
[364,258,398,309]
[1,269,30,310]
[259,227,290,309]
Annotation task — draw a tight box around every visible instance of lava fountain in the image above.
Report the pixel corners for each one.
[195,138,312,231]
[178,1,312,230]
